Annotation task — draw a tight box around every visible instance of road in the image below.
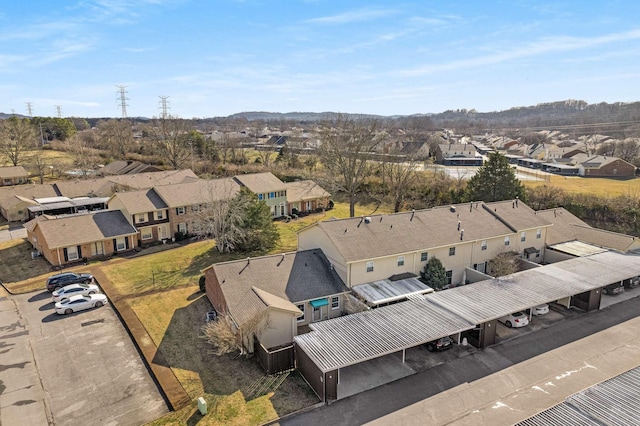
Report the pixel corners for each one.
[282,296,640,426]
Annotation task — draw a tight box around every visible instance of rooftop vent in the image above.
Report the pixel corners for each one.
[364,216,371,224]
[450,206,456,213]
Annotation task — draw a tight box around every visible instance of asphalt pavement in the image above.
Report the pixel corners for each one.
[282,296,640,426]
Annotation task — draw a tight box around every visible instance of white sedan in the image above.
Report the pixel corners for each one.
[52,283,100,302]
[531,304,549,316]
[55,294,108,315]
[498,311,530,328]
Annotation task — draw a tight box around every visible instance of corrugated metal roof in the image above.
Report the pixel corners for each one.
[352,277,433,305]
[549,241,608,257]
[294,299,475,372]
[517,367,640,426]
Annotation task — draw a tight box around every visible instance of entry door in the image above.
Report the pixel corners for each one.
[92,241,104,256]
[159,224,169,240]
[474,262,486,274]
[312,306,322,322]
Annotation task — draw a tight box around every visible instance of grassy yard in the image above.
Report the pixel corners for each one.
[523,173,640,197]
[0,239,52,291]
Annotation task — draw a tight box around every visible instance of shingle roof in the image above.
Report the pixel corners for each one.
[108,188,168,214]
[31,210,137,248]
[573,225,639,252]
[205,249,348,327]
[284,180,330,203]
[233,172,286,194]
[484,200,552,231]
[536,208,590,245]
[105,169,199,190]
[154,178,240,207]
[53,177,112,198]
[306,203,518,263]
[0,184,58,208]
[0,166,28,179]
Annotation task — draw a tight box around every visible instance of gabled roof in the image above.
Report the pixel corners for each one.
[28,210,137,248]
[234,172,286,194]
[302,202,523,263]
[573,225,640,252]
[204,249,348,327]
[484,200,551,231]
[536,207,590,245]
[284,180,330,203]
[104,169,199,191]
[153,178,241,207]
[0,184,58,208]
[53,177,112,198]
[0,165,28,178]
[108,188,168,214]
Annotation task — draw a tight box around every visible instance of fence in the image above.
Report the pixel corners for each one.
[255,339,295,374]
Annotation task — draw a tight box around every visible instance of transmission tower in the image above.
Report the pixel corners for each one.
[25,102,33,117]
[158,96,170,119]
[54,105,63,118]
[116,85,129,118]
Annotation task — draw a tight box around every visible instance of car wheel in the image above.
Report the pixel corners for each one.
[95,301,104,308]
[88,291,96,295]
[602,288,608,295]
[64,308,73,315]
[426,343,435,352]
[505,321,513,328]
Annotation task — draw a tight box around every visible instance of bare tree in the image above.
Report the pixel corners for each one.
[318,115,382,217]
[148,116,191,169]
[0,117,37,166]
[384,156,420,212]
[28,152,48,184]
[201,316,240,356]
[68,135,101,177]
[616,138,640,163]
[489,250,520,277]
[97,119,133,160]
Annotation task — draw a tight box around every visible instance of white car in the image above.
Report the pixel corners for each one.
[52,283,100,302]
[531,304,549,316]
[55,294,108,315]
[498,311,529,328]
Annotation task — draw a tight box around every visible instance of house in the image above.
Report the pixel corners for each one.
[435,144,482,166]
[0,184,59,221]
[26,210,138,266]
[297,200,551,289]
[234,172,288,217]
[285,180,331,215]
[399,141,430,160]
[203,249,349,353]
[107,189,171,244]
[98,160,161,176]
[569,154,636,178]
[0,166,29,186]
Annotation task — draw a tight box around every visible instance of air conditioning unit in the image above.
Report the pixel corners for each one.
[31,251,42,259]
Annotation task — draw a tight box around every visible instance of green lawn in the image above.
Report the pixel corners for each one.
[524,174,640,197]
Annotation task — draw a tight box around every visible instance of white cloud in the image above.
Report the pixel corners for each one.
[306,8,396,25]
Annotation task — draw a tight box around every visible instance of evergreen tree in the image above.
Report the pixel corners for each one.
[465,152,526,202]
[420,257,448,290]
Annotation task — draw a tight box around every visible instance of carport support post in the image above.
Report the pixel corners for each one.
[402,349,405,363]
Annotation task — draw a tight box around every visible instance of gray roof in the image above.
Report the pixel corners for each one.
[548,241,608,257]
[517,366,640,426]
[154,178,240,208]
[536,208,591,245]
[205,249,348,328]
[108,188,168,214]
[484,201,551,231]
[305,202,526,263]
[233,172,286,194]
[294,298,475,372]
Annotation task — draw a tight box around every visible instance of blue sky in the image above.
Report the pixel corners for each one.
[2,1,640,118]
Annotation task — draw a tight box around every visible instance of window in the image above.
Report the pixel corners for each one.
[178,223,187,234]
[156,210,164,220]
[397,256,405,267]
[504,236,510,246]
[331,296,339,310]
[296,303,305,322]
[366,261,374,273]
[136,214,146,223]
[115,237,126,251]
[176,207,185,215]
[141,227,153,240]
[520,231,526,242]
[536,229,542,239]
[258,193,264,201]
[269,192,275,199]
[449,247,456,256]
[66,246,79,261]
[445,270,453,285]
[420,252,428,262]
[481,240,487,251]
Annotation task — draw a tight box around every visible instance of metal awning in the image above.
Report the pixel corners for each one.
[548,241,608,257]
[309,298,328,308]
[524,247,539,255]
[352,276,433,306]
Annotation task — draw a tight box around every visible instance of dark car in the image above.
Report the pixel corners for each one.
[426,336,454,352]
[602,282,624,296]
[623,277,639,290]
[46,272,94,292]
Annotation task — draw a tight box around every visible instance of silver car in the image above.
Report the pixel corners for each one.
[55,294,108,315]
[52,283,100,302]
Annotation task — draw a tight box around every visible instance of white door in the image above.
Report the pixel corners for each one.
[312,306,322,322]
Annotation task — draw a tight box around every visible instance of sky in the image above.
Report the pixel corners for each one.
[2,0,640,119]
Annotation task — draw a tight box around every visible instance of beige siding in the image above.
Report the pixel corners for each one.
[257,309,297,349]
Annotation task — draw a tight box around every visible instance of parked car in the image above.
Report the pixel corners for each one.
[623,277,639,290]
[602,283,624,295]
[55,294,108,315]
[52,283,100,302]
[46,272,94,292]
[426,336,454,352]
[498,312,529,328]
[531,304,549,316]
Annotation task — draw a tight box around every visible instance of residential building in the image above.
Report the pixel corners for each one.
[0,166,28,186]
[234,172,289,217]
[0,184,58,221]
[435,144,482,166]
[569,154,636,177]
[285,180,331,215]
[107,189,171,245]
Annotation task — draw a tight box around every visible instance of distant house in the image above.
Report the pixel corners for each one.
[570,154,636,178]
[234,172,289,217]
[98,160,161,176]
[203,249,349,353]
[26,210,138,266]
[285,180,331,215]
[0,166,29,186]
[0,184,58,221]
[399,141,430,160]
[435,144,482,166]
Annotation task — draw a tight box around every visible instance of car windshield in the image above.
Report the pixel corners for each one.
[513,312,525,316]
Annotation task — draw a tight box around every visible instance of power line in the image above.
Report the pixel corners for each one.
[158,96,170,119]
[116,85,129,118]
[25,102,33,117]
[54,105,63,118]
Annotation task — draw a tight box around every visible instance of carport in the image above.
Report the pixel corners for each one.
[294,298,475,403]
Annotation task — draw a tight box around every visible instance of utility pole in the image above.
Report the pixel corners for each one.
[25,102,33,117]
[116,85,129,118]
[158,96,170,119]
[54,105,63,118]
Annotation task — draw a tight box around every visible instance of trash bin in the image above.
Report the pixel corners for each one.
[197,397,207,415]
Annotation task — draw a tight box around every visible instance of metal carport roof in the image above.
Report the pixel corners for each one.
[294,298,475,373]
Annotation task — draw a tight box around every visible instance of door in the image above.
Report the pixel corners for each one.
[158,224,169,240]
[312,306,322,322]
[91,241,104,256]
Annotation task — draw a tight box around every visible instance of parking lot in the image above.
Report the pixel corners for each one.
[1,288,168,426]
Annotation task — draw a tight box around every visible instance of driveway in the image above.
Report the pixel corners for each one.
[0,224,26,243]
[0,288,168,426]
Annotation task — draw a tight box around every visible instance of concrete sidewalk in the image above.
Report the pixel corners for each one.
[370,315,640,425]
